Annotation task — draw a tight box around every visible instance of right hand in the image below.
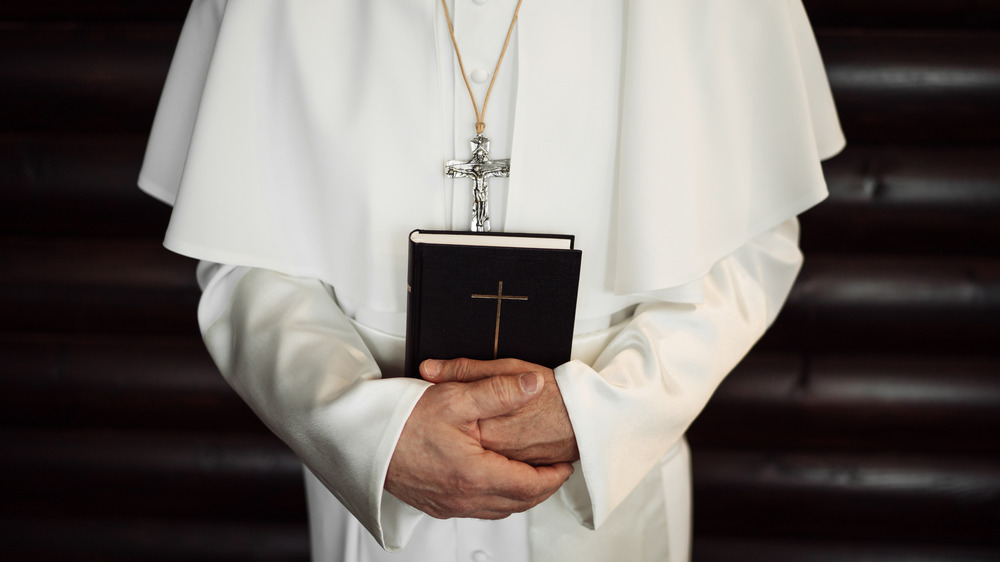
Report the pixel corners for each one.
[385,372,574,519]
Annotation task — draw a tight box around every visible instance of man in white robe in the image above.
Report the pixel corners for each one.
[139,1,844,560]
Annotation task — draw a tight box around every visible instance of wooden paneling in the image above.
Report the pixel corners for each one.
[805,145,1000,255]
[0,336,259,432]
[0,134,170,238]
[804,0,1000,29]
[1,1,998,560]
[693,450,1000,544]
[0,238,199,336]
[4,25,1000,142]
[1,430,304,522]
[3,517,308,562]
[0,2,190,22]
[0,25,178,133]
[819,30,1000,143]
[8,0,1000,29]
[6,135,999,252]
[688,354,1000,453]
[763,255,1000,353]
[696,538,1000,562]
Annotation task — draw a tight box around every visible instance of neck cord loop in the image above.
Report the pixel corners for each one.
[440,0,524,135]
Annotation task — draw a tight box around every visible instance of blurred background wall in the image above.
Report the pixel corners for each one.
[1,1,998,560]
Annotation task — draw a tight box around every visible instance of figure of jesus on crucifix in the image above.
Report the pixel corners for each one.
[445,134,510,232]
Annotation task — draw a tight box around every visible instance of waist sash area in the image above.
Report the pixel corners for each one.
[350,312,633,379]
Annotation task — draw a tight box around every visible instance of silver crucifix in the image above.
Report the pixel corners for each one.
[445,135,510,232]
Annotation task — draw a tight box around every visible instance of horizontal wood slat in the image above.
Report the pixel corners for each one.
[803,145,1000,255]
[7,429,998,545]
[0,134,170,238]
[693,450,1000,544]
[0,335,262,432]
[0,238,199,336]
[823,146,1000,206]
[688,354,1000,453]
[819,30,1000,143]
[1,3,996,559]
[0,134,146,192]
[803,0,1000,30]
[3,27,999,142]
[0,25,177,134]
[0,2,189,23]
[695,538,1000,562]
[1,517,308,562]
[5,135,999,257]
[762,255,1000,353]
[5,238,997,352]
[6,334,998,454]
[4,1,1000,29]
[1,430,305,522]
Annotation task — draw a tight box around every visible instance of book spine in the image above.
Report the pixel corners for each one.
[402,235,422,378]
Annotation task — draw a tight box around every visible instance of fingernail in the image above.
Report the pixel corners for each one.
[519,372,539,394]
[423,359,442,378]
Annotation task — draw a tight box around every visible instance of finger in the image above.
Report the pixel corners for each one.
[421,357,533,383]
[455,457,574,517]
[478,454,575,503]
[461,372,543,420]
[417,452,573,520]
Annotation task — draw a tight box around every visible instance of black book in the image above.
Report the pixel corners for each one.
[403,230,582,379]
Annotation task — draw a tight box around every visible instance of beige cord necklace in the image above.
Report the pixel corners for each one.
[442,0,523,232]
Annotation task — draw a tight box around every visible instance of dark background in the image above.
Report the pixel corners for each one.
[1,1,998,560]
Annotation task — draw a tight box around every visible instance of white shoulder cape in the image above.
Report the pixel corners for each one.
[139,0,844,317]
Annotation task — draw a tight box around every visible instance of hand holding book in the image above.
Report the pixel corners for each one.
[421,357,580,467]
[385,366,575,519]
[391,229,582,517]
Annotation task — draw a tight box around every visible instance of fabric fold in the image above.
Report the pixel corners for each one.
[139,0,842,319]
[538,218,804,560]
[612,0,844,295]
[200,268,431,549]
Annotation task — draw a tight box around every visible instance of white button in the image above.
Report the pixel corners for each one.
[472,0,489,5]
[471,551,490,562]
[471,68,489,84]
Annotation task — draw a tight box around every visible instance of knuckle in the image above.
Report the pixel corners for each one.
[454,500,477,517]
[453,357,475,380]
[511,488,534,503]
[499,358,523,371]
[449,472,484,498]
[511,481,544,503]
[488,376,515,407]
[453,385,479,413]
[510,499,537,514]
[445,495,481,518]
[420,497,453,520]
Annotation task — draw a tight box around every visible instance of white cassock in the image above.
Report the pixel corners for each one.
[139,1,845,561]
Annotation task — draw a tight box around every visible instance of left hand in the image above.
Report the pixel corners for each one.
[421,358,580,466]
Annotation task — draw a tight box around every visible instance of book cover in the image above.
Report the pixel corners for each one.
[403,230,582,379]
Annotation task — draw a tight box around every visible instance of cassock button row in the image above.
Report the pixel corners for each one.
[471,68,490,84]
[471,550,491,562]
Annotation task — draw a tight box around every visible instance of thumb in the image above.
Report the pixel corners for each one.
[464,372,542,421]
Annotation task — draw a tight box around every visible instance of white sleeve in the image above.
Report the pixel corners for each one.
[195,216,801,542]
[197,264,431,551]
[554,217,805,529]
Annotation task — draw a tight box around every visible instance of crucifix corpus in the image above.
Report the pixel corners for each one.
[446,135,510,232]
[471,281,528,359]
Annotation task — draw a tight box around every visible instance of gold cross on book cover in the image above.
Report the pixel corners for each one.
[401,230,581,378]
[471,281,529,360]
